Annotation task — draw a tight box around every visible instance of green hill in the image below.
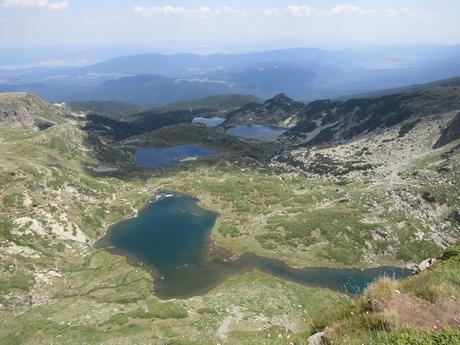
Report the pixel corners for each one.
[68,101,145,120]
[159,94,262,114]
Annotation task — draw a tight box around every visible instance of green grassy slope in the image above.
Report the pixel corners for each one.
[0,121,347,344]
[296,245,460,345]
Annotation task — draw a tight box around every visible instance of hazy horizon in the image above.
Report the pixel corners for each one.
[1,1,460,104]
[1,43,459,70]
[1,1,459,52]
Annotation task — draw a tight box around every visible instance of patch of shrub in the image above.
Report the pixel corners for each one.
[361,277,398,312]
[365,310,399,332]
[255,233,284,250]
[2,192,23,208]
[0,173,13,187]
[397,241,441,262]
[440,246,460,261]
[383,327,460,345]
[104,301,187,326]
[0,272,35,293]
[0,219,12,241]
[321,243,363,266]
[197,307,217,315]
[413,284,442,303]
[218,225,240,237]
[309,303,357,335]
[55,243,66,252]
[422,191,436,203]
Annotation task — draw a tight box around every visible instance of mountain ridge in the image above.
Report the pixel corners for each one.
[0,92,67,129]
[2,45,460,105]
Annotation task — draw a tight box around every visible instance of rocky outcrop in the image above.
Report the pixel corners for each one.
[433,112,460,148]
[415,258,438,272]
[407,256,442,272]
[0,92,65,129]
[308,331,326,345]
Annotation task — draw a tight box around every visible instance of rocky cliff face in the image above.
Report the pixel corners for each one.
[433,111,460,148]
[0,93,66,129]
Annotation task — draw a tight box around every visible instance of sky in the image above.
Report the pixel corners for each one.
[0,0,459,54]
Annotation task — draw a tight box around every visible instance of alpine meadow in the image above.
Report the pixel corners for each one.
[1,1,460,344]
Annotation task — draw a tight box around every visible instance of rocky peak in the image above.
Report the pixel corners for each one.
[265,93,292,104]
[0,92,66,129]
[262,93,297,112]
[225,93,306,128]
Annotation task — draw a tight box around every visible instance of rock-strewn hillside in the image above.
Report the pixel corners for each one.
[281,78,460,148]
[0,93,68,129]
[270,80,460,264]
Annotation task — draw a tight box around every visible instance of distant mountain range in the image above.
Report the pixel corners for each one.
[1,45,460,106]
[65,76,459,153]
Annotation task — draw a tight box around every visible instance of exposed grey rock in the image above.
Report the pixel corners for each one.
[374,229,389,239]
[417,258,437,272]
[308,331,326,345]
[0,93,64,129]
[405,263,419,272]
[437,164,452,173]
[453,210,460,223]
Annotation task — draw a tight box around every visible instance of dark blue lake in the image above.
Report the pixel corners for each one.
[99,194,411,299]
[192,117,226,127]
[226,124,287,142]
[135,145,218,169]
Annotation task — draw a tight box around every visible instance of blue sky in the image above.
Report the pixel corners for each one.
[0,0,459,52]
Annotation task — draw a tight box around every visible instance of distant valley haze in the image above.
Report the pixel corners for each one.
[1,1,459,105]
[1,44,460,106]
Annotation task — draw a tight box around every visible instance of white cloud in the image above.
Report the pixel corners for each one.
[284,6,316,17]
[327,5,369,16]
[196,6,212,17]
[46,0,68,11]
[133,4,427,19]
[133,5,242,18]
[133,6,186,17]
[216,6,244,16]
[384,8,421,17]
[262,8,280,17]
[1,0,69,11]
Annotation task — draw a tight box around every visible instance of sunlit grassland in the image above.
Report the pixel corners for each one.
[145,161,457,267]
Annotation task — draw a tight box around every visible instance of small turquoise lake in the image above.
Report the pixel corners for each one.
[98,194,411,299]
[226,124,287,141]
[135,145,218,169]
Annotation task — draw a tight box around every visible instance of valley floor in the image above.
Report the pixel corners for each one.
[0,108,459,343]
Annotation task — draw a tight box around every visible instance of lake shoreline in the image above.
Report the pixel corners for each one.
[95,191,412,300]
